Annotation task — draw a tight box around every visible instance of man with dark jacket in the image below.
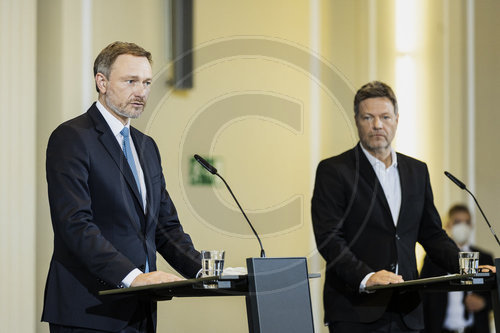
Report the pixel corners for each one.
[312,81,460,332]
[42,41,201,332]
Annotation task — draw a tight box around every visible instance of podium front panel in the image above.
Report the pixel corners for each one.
[246,257,314,333]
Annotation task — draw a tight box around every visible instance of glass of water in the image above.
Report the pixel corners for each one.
[459,251,479,284]
[196,250,225,288]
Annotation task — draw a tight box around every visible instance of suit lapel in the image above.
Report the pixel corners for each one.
[88,106,145,213]
[354,144,395,230]
[130,128,159,237]
[395,155,408,229]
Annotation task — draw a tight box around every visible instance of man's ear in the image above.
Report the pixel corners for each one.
[95,73,107,94]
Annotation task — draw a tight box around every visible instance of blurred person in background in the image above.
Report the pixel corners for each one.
[420,204,494,333]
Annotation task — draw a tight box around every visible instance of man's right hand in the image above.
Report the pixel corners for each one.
[366,269,404,287]
[130,271,184,287]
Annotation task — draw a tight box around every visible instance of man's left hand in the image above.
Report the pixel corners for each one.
[478,265,496,273]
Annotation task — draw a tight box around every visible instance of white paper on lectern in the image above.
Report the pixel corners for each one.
[222,267,247,275]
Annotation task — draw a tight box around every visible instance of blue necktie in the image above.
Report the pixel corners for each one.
[120,127,142,196]
[120,127,149,273]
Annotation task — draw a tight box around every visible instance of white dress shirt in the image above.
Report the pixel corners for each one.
[360,144,401,226]
[96,101,146,287]
[96,101,147,210]
[359,144,402,291]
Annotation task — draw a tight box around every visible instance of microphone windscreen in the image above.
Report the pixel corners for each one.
[194,154,217,174]
[444,171,466,190]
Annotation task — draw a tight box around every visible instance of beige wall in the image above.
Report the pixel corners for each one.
[475,0,500,258]
[1,0,37,332]
[152,2,327,331]
[0,0,492,332]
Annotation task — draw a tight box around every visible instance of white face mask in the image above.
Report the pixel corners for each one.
[451,223,471,245]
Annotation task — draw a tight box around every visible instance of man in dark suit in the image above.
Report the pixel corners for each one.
[421,204,494,333]
[312,81,460,332]
[42,41,201,332]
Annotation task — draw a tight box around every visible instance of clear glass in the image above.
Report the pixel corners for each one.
[196,250,225,288]
[458,251,479,285]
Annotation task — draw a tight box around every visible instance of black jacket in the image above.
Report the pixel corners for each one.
[312,144,459,330]
[42,104,201,331]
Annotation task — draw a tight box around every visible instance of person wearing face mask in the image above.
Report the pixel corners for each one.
[420,204,494,333]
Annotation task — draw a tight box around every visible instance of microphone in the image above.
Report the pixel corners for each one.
[193,154,266,257]
[444,171,500,247]
[444,171,466,190]
[194,154,217,175]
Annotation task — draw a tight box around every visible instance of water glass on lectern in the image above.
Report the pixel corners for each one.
[196,250,225,288]
[459,251,479,285]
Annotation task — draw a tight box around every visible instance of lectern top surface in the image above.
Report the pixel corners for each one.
[98,275,243,296]
[365,272,493,292]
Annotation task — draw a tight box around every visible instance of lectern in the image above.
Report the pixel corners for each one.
[365,258,500,329]
[99,257,315,333]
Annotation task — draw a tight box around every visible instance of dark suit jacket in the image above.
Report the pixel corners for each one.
[311,144,459,330]
[420,246,493,333]
[42,103,201,331]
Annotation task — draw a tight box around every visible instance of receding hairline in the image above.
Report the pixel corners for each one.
[93,41,152,92]
[107,54,152,73]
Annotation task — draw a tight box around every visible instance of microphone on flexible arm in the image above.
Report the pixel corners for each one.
[444,171,500,247]
[193,154,266,257]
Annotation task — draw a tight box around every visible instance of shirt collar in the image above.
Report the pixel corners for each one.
[360,142,398,170]
[96,100,130,137]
